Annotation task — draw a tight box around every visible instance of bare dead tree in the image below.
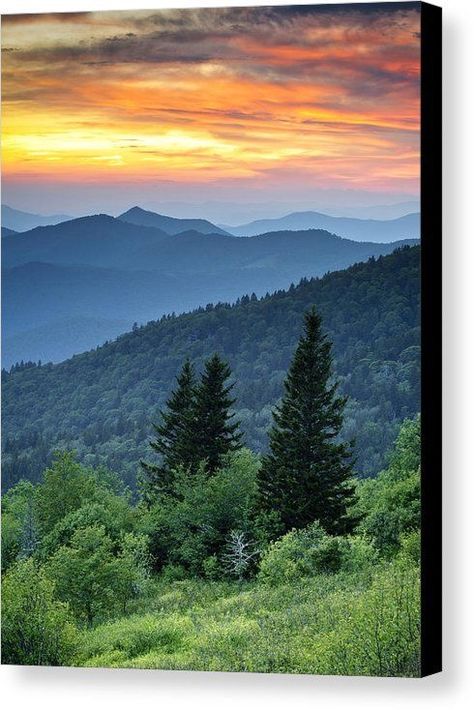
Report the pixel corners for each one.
[222,530,259,581]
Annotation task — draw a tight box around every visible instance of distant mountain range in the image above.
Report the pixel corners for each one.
[2,213,417,273]
[130,199,420,224]
[118,205,229,236]
[2,203,419,243]
[1,204,229,237]
[2,207,418,366]
[1,204,72,232]
[223,211,419,242]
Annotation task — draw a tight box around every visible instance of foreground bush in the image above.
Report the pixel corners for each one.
[142,449,260,577]
[355,417,420,555]
[46,525,150,625]
[257,522,375,586]
[1,558,77,665]
[1,480,39,572]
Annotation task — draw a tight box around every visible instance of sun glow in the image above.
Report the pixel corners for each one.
[1,6,420,194]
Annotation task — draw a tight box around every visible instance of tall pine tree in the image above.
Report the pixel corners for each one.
[192,354,243,473]
[258,307,356,535]
[140,359,196,500]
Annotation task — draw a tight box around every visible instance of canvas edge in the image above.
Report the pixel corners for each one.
[420,0,442,678]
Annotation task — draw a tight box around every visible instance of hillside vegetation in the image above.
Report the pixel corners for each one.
[2,418,421,676]
[2,246,420,490]
[2,270,421,675]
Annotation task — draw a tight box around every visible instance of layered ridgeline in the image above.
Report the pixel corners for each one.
[2,211,417,366]
[223,210,420,241]
[118,205,230,235]
[1,204,72,232]
[2,246,420,490]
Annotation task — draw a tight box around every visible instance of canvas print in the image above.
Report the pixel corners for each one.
[1,3,441,676]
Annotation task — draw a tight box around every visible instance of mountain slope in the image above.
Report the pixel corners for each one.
[3,260,312,365]
[2,215,417,275]
[2,246,420,490]
[1,204,72,232]
[3,218,416,364]
[118,206,230,236]
[127,228,417,276]
[1,227,17,238]
[225,211,420,242]
[2,214,170,270]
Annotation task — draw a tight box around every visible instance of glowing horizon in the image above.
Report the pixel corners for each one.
[1,4,420,214]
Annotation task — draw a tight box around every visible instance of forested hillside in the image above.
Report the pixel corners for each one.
[2,246,420,490]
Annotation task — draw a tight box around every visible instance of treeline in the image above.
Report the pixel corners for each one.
[2,246,420,490]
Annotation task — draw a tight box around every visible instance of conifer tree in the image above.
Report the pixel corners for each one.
[258,307,356,535]
[192,354,243,473]
[140,359,196,499]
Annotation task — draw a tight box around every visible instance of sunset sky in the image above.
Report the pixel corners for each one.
[1,3,421,220]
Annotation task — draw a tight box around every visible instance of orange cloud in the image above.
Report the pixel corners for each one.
[1,5,420,195]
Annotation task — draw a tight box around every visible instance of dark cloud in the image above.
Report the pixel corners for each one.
[2,12,92,24]
[6,3,420,68]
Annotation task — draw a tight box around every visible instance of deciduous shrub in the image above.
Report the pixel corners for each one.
[46,525,150,624]
[1,558,77,665]
[355,417,420,555]
[339,535,378,573]
[1,480,39,571]
[258,521,346,585]
[141,449,260,577]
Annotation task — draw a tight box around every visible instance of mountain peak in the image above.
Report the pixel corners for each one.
[120,206,155,217]
[118,206,230,237]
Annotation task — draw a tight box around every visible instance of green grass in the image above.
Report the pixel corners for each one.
[74,558,420,676]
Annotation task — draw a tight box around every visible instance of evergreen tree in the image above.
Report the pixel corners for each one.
[258,307,356,535]
[192,354,243,473]
[140,359,196,499]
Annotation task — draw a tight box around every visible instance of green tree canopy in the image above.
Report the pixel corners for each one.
[355,416,421,554]
[1,558,77,665]
[46,525,149,625]
[141,449,259,577]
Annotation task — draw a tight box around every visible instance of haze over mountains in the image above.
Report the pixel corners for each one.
[121,199,420,224]
[1,204,72,232]
[223,211,419,242]
[2,204,419,367]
